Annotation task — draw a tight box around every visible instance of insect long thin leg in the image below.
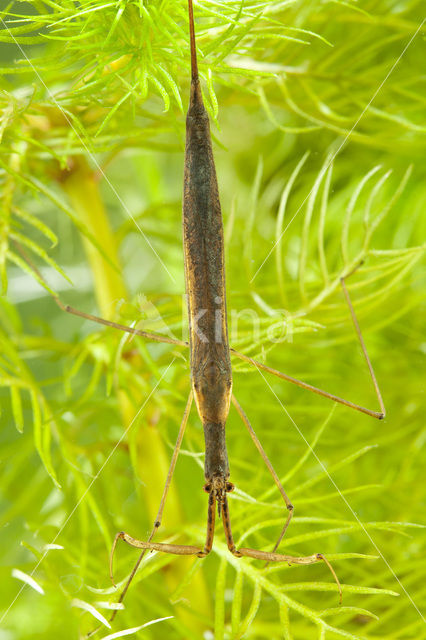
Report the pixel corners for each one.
[109,392,193,617]
[12,238,187,348]
[231,264,385,421]
[55,297,187,348]
[221,495,342,603]
[231,349,384,420]
[231,395,293,558]
[340,269,385,417]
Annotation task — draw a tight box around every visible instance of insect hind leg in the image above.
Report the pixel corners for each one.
[14,239,186,348]
[55,296,187,347]
[231,261,386,421]
[340,264,385,417]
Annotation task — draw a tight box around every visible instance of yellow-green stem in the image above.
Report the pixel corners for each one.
[60,156,210,629]
[61,159,126,319]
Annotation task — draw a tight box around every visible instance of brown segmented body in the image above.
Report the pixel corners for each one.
[183,77,232,486]
[105,0,385,608]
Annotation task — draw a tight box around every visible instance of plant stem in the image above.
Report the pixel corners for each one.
[61,157,126,320]
[60,156,211,630]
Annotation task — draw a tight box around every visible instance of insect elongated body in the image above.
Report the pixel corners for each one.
[47,1,385,625]
[107,0,340,585]
[183,61,233,505]
[103,0,385,605]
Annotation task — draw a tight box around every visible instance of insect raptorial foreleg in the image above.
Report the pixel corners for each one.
[110,483,217,582]
[231,395,293,557]
[220,495,342,603]
[198,489,216,557]
[109,392,194,610]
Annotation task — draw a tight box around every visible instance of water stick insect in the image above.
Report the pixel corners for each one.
[49,0,385,618]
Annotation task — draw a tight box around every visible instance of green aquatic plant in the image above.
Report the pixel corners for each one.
[0,1,425,638]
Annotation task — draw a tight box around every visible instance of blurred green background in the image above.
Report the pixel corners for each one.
[0,1,425,639]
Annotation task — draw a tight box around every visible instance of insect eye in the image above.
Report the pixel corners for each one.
[226,482,235,493]
[203,483,212,493]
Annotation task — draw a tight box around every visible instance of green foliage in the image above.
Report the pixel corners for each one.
[0,1,425,639]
